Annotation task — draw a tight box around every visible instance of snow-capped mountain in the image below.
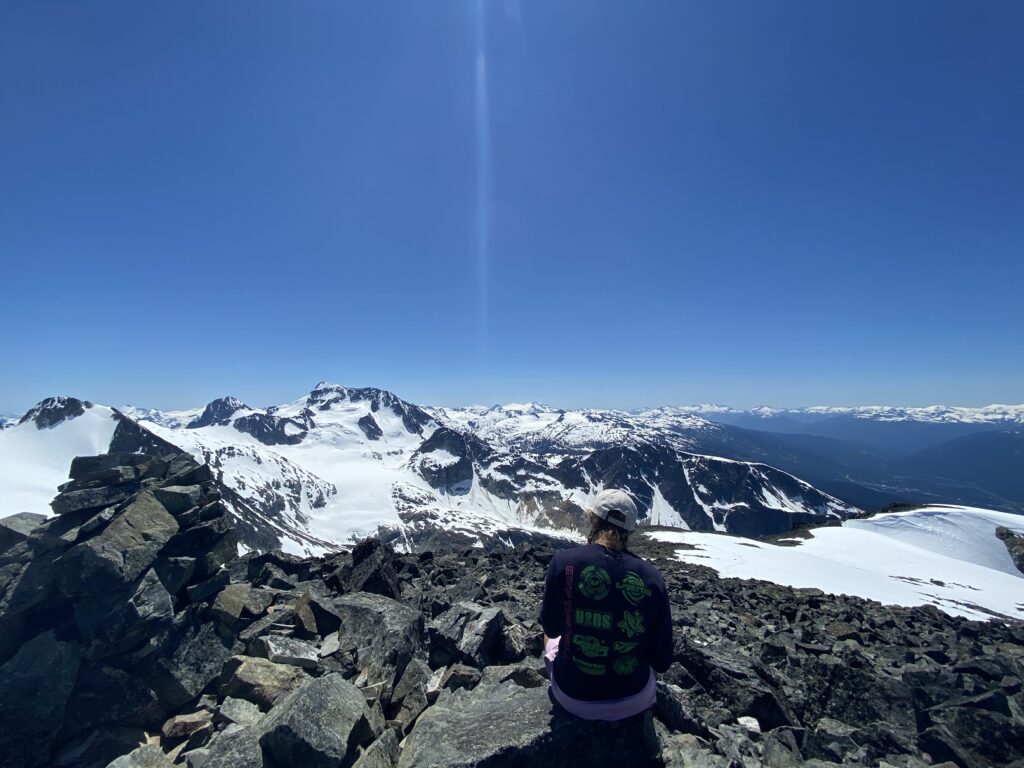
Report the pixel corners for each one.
[0,385,860,554]
[651,504,1024,622]
[678,403,1024,425]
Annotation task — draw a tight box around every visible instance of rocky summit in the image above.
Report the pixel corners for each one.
[0,449,1022,768]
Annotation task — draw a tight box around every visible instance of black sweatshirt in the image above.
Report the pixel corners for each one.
[539,543,673,701]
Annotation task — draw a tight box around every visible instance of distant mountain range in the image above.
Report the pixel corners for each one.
[1,387,1020,553]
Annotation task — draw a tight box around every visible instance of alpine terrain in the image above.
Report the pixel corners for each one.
[1,386,869,554]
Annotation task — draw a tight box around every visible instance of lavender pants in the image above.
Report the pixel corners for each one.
[544,637,657,721]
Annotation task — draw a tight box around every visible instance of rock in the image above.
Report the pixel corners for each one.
[334,592,422,705]
[199,725,265,768]
[657,681,710,737]
[0,631,82,768]
[153,485,204,516]
[243,587,277,618]
[106,744,175,767]
[161,710,214,741]
[209,583,250,626]
[57,491,179,596]
[219,655,309,710]
[655,723,731,768]
[50,485,138,516]
[74,568,174,658]
[762,727,805,767]
[215,697,264,727]
[154,556,196,596]
[140,617,236,713]
[0,512,46,553]
[427,601,507,668]
[258,674,377,768]
[338,539,401,599]
[352,729,399,768]
[320,631,341,657]
[500,621,529,663]
[185,571,230,604]
[737,715,761,734]
[399,677,660,768]
[424,667,445,704]
[441,663,482,692]
[250,635,320,669]
[387,657,432,732]
[53,727,149,768]
[62,664,161,737]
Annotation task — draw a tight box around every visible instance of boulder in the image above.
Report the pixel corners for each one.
[57,492,179,596]
[50,484,138,516]
[427,601,507,668]
[153,485,204,516]
[106,744,175,768]
[0,512,46,553]
[0,631,82,768]
[194,725,265,768]
[52,727,149,768]
[74,568,174,658]
[161,710,214,741]
[334,592,422,704]
[336,539,401,599]
[401,670,663,768]
[441,663,482,692]
[250,635,320,669]
[62,664,161,737]
[141,616,236,713]
[209,583,250,626]
[258,674,378,768]
[186,571,230,603]
[219,655,309,710]
[215,697,264,727]
[352,729,399,768]
[154,557,196,596]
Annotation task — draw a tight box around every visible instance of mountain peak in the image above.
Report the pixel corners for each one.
[18,396,93,429]
[187,396,249,429]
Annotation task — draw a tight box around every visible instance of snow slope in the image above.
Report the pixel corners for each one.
[651,505,1024,621]
[0,404,119,517]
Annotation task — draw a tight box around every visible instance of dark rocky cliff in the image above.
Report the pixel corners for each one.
[0,449,1021,768]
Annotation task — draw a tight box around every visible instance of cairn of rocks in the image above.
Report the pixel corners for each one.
[0,450,1021,768]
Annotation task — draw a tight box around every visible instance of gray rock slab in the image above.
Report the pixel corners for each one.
[259,674,376,768]
[57,491,179,596]
[352,728,399,768]
[397,679,552,768]
[200,725,264,768]
[153,485,203,516]
[106,744,175,767]
[0,631,82,768]
[218,655,308,711]
[251,635,319,669]
[334,592,422,705]
[215,697,264,727]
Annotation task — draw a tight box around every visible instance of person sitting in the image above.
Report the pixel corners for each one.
[539,488,673,722]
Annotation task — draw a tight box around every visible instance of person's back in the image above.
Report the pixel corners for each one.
[539,489,673,721]
[542,542,672,699]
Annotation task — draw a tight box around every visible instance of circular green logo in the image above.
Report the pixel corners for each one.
[578,565,611,601]
[616,571,652,606]
[613,655,640,676]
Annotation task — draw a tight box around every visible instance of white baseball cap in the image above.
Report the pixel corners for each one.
[590,489,639,531]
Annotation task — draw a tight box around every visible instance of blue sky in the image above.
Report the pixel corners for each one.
[1,2,1022,413]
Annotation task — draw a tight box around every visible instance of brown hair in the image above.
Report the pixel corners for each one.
[586,512,630,549]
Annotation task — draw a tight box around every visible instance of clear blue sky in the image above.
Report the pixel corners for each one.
[2,1,1022,413]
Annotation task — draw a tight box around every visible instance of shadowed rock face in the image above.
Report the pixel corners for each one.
[997,526,1024,575]
[18,396,93,429]
[0,449,1022,768]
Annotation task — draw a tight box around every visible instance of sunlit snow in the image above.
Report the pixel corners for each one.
[651,505,1024,621]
